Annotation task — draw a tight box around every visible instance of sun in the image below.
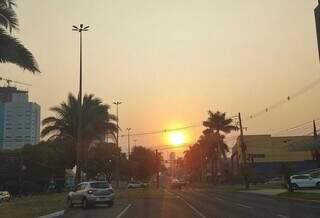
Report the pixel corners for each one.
[168,131,184,146]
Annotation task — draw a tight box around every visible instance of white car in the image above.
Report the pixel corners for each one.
[0,191,11,202]
[127,181,148,189]
[67,181,115,209]
[290,174,320,189]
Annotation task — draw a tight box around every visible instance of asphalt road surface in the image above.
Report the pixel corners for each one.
[172,187,320,218]
[62,187,320,218]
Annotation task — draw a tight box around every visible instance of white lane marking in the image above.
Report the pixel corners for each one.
[277,215,290,218]
[37,210,64,218]
[215,197,224,202]
[176,195,207,218]
[116,204,132,218]
[236,203,252,209]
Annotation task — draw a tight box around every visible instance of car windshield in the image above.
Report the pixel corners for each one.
[90,182,109,189]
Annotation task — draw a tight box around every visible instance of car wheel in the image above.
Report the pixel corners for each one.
[316,182,320,189]
[67,198,73,208]
[108,200,114,207]
[292,183,299,190]
[82,198,89,209]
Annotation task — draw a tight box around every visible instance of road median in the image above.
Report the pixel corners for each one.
[0,193,66,218]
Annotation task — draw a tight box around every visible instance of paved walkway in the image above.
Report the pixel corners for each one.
[239,189,287,196]
[295,189,320,194]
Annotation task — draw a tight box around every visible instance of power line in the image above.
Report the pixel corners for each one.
[245,77,320,121]
[271,118,320,136]
[121,76,320,139]
[120,124,202,138]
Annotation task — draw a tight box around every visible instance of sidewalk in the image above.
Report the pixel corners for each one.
[295,189,320,194]
[239,188,287,196]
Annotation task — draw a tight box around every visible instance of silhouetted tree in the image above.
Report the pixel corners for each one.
[0,140,71,195]
[41,93,117,184]
[130,146,163,181]
[203,111,237,179]
[85,142,120,181]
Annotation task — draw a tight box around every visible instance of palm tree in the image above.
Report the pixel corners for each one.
[0,0,40,73]
[203,111,237,176]
[198,133,228,181]
[183,144,202,182]
[41,93,117,183]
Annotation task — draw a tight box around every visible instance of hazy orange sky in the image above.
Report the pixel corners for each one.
[2,0,320,155]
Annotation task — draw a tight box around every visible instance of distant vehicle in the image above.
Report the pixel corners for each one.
[170,178,187,189]
[127,181,148,189]
[67,181,114,209]
[290,174,320,189]
[0,191,11,202]
[265,177,285,186]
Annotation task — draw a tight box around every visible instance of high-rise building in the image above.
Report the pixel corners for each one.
[0,87,40,150]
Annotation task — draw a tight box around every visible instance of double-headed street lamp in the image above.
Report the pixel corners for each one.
[113,101,122,188]
[72,24,90,184]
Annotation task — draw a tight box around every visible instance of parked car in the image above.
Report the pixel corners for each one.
[290,174,320,189]
[127,181,148,189]
[0,191,11,202]
[67,181,114,209]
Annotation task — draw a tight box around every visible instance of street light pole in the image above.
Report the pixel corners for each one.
[113,101,122,188]
[127,128,131,159]
[72,24,90,185]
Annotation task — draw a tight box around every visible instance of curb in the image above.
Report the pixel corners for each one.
[277,196,320,204]
[37,210,64,218]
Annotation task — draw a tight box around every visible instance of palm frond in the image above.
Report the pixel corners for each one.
[0,29,40,73]
[0,4,18,31]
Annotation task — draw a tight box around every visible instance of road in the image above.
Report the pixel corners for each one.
[172,187,320,218]
[62,187,320,218]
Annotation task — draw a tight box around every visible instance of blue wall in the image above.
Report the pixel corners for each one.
[253,160,318,176]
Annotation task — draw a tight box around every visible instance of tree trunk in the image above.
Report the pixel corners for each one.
[211,157,214,183]
[75,142,84,184]
[216,133,221,175]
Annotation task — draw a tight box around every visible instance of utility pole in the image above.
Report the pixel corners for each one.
[315,0,320,60]
[127,128,131,159]
[238,112,249,189]
[313,120,318,138]
[72,24,90,185]
[156,149,160,189]
[113,101,122,188]
[200,144,204,182]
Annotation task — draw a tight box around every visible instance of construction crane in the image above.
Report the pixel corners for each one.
[0,77,32,87]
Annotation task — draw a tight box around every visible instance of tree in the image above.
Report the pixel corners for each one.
[277,163,295,192]
[41,93,117,184]
[0,0,40,73]
[0,140,71,195]
[203,111,237,179]
[130,146,163,181]
[183,144,203,182]
[85,142,120,182]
